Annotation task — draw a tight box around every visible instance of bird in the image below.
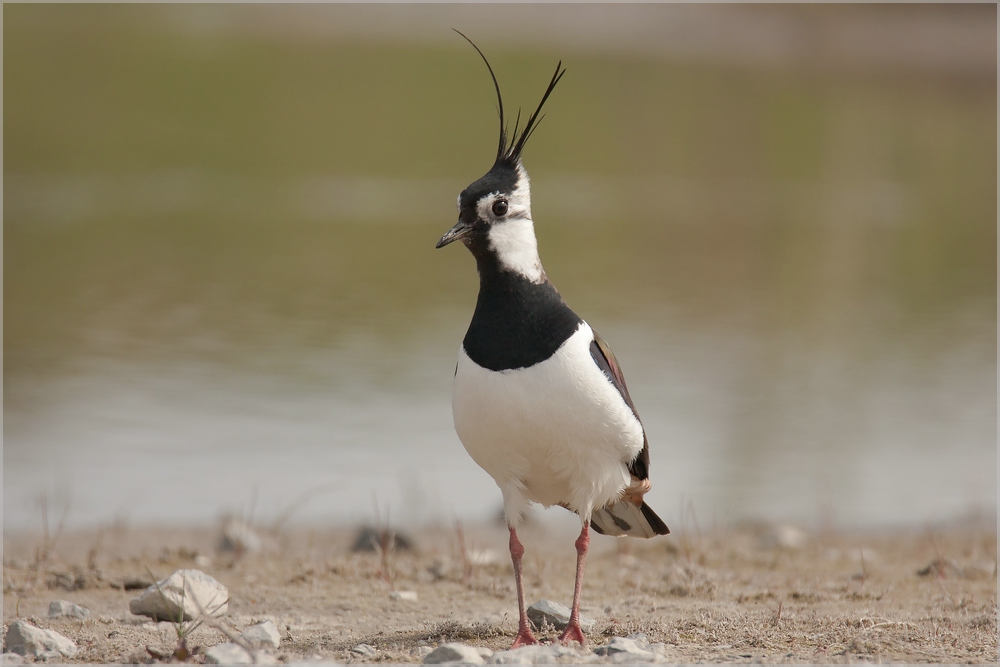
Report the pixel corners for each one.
[436,33,670,649]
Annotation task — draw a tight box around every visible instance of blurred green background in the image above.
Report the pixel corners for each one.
[4,4,996,530]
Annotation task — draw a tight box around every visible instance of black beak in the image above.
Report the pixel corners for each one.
[436,220,472,249]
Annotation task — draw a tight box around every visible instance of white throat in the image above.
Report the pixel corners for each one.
[488,218,543,282]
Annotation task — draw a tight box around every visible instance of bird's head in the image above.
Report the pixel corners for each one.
[436,32,565,284]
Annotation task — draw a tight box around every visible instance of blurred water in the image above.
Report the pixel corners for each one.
[4,5,996,531]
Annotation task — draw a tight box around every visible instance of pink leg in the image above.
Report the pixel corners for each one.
[558,523,590,646]
[509,527,539,649]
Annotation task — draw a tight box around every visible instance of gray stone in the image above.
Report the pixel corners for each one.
[488,644,594,664]
[1,654,24,665]
[389,590,418,602]
[595,637,658,662]
[128,569,228,621]
[526,599,596,633]
[3,621,77,658]
[239,620,281,649]
[204,642,277,665]
[423,643,485,664]
[47,600,90,620]
[352,643,377,657]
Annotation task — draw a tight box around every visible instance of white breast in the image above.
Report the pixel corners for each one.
[452,321,645,525]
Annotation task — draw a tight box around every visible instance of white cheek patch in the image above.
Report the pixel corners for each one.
[477,167,544,283]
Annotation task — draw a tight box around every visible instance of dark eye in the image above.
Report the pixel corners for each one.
[491,200,508,217]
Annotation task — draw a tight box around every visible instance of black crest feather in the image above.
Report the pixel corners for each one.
[454,30,566,166]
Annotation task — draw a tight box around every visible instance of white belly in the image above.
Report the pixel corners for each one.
[452,321,644,523]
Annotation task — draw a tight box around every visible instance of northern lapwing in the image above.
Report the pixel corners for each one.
[437,33,669,648]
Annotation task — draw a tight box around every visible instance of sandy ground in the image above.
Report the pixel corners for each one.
[3,517,996,664]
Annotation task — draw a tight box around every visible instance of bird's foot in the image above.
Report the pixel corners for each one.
[510,627,539,649]
[557,622,587,647]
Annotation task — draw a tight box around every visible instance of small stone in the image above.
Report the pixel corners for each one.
[352,643,377,657]
[47,600,90,620]
[526,599,596,632]
[595,637,658,662]
[219,519,262,554]
[415,646,434,659]
[194,555,213,568]
[476,647,494,659]
[4,621,77,658]
[423,643,485,664]
[128,569,228,621]
[488,644,590,664]
[120,576,154,591]
[760,524,808,550]
[625,632,649,648]
[389,590,418,602]
[351,526,413,553]
[239,620,281,649]
[1,654,24,665]
[648,643,668,655]
[467,549,498,566]
[204,642,276,665]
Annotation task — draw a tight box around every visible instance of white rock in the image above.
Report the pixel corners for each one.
[423,643,485,664]
[415,646,434,659]
[488,644,593,664]
[220,519,262,554]
[595,637,658,662]
[194,555,213,568]
[389,590,418,602]
[526,599,596,632]
[760,524,808,550]
[204,642,276,665]
[2,654,24,665]
[475,647,494,659]
[352,643,377,657]
[239,620,281,649]
[3,621,77,658]
[47,600,90,620]
[128,569,228,621]
[467,549,498,566]
[648,643,668,655]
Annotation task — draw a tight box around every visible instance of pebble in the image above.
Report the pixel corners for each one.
[526,599,596,632]
[760,524,808,550]
[414,646,434,659]
[204,642,277,665]
[352,643,377,657]
[239,620,281,649]
[594,637,659,662]
[423,643,486,664]
[351,526,413,552]
[389,590,419,602]
[219,519,262,554]
[3,621,77,659]
[128,569,229,621]
[47,600,90,620]
[488,644,593,664]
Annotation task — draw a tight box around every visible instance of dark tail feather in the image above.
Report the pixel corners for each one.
[590,500,669,538]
